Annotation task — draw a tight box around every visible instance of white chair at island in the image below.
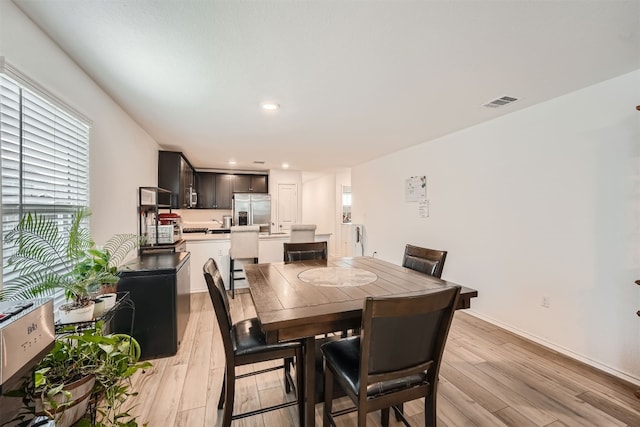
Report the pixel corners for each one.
[229,225,259,298]
[289,224,316,243]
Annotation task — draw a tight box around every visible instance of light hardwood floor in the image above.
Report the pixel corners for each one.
[124,291,640,426]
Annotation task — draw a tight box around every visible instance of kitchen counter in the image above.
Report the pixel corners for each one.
[181,231,316,242]
[185,232,332,293]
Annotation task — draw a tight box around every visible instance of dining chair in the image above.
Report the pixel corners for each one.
[402,244,448,278]
[321,285,461,427]
[203,258,304,427]
[229,225,259,298]
[290,223,317,243]
[283,241,328,263]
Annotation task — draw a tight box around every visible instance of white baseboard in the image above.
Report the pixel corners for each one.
[465,310,640,387]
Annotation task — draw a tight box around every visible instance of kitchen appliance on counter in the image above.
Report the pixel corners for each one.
[232,193,271,233]
[0,299,55,425]
[222,215,233,228]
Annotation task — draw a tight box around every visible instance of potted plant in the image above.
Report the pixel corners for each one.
[7,322,151,427]
[1,209,138,322]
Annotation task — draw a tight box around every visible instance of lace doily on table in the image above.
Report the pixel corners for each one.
[297,267,377,287]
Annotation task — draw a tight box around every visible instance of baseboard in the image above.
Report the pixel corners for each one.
[465,310,640,387]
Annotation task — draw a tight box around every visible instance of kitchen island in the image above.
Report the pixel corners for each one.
[183,232,331,293]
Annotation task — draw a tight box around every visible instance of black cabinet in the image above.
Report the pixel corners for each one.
[233,174,268,193]
[114,252,191,360]
[215,174,234,209]
[158,151,195,208]
[192,171,269,209]
[196,172,216,208]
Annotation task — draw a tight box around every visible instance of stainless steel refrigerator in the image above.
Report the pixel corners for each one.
[232,193,271,233]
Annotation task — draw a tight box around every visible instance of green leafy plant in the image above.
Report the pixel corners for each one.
[1,209,138,309]
[7,322,151,427]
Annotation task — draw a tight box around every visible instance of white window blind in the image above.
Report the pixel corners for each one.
[0,67,90,304]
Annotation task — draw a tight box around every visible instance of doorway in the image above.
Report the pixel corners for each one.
[277,183,297,233]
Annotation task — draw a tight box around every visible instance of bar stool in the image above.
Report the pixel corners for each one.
[229,225,259,298]
[290,224,316,243]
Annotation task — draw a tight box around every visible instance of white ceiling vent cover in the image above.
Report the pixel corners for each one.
[483,96,519,108]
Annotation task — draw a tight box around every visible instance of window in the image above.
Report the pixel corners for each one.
[0,60,90,303]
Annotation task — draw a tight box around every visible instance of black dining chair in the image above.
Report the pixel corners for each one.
[402,244,448,278]
[321,285,461,427]
[283,241,328,263]
[203,258,304,427]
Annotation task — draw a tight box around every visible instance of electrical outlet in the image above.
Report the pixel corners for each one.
[541,296,550,308]
[218,249,223,256]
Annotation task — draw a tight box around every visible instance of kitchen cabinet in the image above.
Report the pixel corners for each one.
[192,171,269,209]
[158,151,195,208]
[215,174,234,209]
[196,172,216,208]
[234,174,268,193]
[114,252,191,359]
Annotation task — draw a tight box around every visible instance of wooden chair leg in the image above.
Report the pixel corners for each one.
[381,408,390,427]
[217,372,225,409]
[221,366,235,427]
[296,347,305,427]
[323,367,334,427]
[425,393,436,427]
[229,259,235,299]
[395,403,404,421]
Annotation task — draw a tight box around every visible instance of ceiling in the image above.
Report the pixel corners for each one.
[13,0,640,172]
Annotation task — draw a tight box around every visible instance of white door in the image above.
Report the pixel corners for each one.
[277,183,297,233]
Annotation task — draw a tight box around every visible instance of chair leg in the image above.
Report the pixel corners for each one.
[221,366,235,427]
[217,372,225,409]
[229,258,235,299]
[395,403,404,421]
[425,393,436,427]
[357,407,367,427]
[284,357,292,393]
[296,347,305,427]
[323,367,334,427]
[381,407,390,427]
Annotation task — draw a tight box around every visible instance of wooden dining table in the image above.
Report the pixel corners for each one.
[245,256,478,427]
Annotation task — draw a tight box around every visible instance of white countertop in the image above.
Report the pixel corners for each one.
[182,232,331,242]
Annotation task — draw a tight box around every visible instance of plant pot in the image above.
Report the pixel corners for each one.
[93,298,106,318]
[99,283,118,294]
[100,293,117,310]
[58,301,95,324]
[35,374,95,427]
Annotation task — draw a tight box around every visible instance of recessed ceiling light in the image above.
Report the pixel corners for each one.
[282,163,289,169]
[261,102,280,111]
[228,160,237,165]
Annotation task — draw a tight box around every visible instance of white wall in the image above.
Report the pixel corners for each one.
[0,2,159,243]
[301,173,337,253]
[352,70,640,383]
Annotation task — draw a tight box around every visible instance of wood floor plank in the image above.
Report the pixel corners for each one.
[122,291,640,427]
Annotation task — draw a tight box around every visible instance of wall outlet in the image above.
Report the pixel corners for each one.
[541,296,551,308]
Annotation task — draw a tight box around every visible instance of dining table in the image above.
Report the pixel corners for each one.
[245,256,478,427]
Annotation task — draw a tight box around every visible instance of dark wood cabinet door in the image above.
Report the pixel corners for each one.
[196,173,216,208]
[233,174,251,193]
[215,174,234,209]
[250,175,268,192]
[158,151,181,208]
[159,151,195,208]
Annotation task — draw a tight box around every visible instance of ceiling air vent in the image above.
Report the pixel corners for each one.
[483,96,519,108]
[253,161,265,164]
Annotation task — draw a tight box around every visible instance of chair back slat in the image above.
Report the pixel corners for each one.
[402,244,448,278]
[283,241,327,263]
[360,286,460,385]
[203,258,234,359]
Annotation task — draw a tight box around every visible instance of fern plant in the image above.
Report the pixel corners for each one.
[1,209,139,309]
